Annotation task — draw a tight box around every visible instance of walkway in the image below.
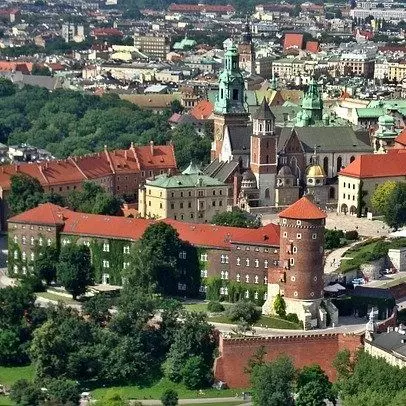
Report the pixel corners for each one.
[324,241,358,274]
[136,398,250,405]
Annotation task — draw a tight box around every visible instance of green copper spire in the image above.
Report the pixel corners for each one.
[298,77,323,125]
[214,42,246,115]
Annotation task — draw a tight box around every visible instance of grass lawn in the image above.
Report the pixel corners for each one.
[208,314,301,330]
[92,378,246,400]
[183,302,209,312]
[0,395,13,406]
[0,365,34,387]
[36,291,78,305]
[182,402,248,406]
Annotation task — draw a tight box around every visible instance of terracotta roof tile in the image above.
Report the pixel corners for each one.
[278,196,326,220]
[305,41,319,53]
[339,151,406,179]
[395,129,406,146]
[283,33,304,51]
[8,205,280,249]
[190,100,214,120]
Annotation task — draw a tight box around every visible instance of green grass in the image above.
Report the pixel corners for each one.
[183,302,209,312]
[0,395,13,406]
[208,314,301,330]
[92,378,246,400]
[36,291,78,305]
[0,365,34,387]
[182,402,248,406]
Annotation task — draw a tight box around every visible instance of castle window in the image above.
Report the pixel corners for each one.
[296,233,302,239]
[221,271,225,280]
[246,258,250,267]
[236,273,240,282]
[103,243,110,252]
[314,276,318,281]
[179,251,186,259]
[245,274,250,283]
[264,260,268,268]
[259,123,263,132]
[47,239,52,246]
[310,292,315,297]
[264,292,268,300]
[254,291,258,300]
[123,262,130,269]
[180,202,183,209]
[200,253,208,262]
[13,265,18,274]
[236,257,241,266]
[283,232,287,238]
[312,233,317,239]
[282,219,287,225]
[296,220,301,226]
[123,246,130,254]
[254,275,259,284]
[22,236,26,245]
[30,252,35,261]
[103,260,110,268]
[221,89,224,99]
[22,252,26,261]
[245,290,250,299]
[293,246,297,253]
[291,276,296,282]
[224,271,229,280]
[232,89,239,100]
[264,276,268,284]
[14,250,18,259]
[13,235,17,243]
[294,291,298,297]
[39,238,43,246]
[290,258,295,266]
[255,259,259,268]
[30,237,35,246]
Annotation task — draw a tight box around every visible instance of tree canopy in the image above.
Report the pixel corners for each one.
[371,181,397,215]
[212,209,261,228]
[8,174,44,215]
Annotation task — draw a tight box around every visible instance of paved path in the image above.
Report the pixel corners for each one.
[135,398,250,405]
[324,241,358,274]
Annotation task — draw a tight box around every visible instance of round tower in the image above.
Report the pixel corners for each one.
[278,196,326,302]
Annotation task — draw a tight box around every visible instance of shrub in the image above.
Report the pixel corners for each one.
[226,301,261,325]
[161,389,178,406]
[285,313,299,324]
[207,301,225,312]
[345,230,359,240]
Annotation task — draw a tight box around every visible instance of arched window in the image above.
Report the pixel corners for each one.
[323,156,329,176]
[220,89,224,99]
[350,156,355,163]
[336,156,342,173]
[265,188,270,198]
[266,155,269,164]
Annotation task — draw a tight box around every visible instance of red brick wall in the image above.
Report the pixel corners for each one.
[214,333,363,388]
[389,283,406,300]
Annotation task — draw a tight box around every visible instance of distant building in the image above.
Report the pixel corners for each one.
[61,23,85,43]
[133,34,170,60]
[138,162,228,222]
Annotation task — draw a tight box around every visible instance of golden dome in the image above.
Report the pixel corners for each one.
[306,164,326,178]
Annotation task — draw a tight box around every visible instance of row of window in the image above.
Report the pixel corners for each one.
[13,225,53,231]
[343,194,356,201]
[282,232,318,240]
[14,236,53,246]
[343,182,356,190]
[14,251,35,261]
[219,287,267,300]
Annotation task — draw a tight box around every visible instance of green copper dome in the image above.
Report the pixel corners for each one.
[378,114,395,125]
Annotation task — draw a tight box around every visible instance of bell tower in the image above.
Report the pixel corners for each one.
[250,98,278,205]
[212,42,250,163]
[238,16,255,75]
[297,77,323,126]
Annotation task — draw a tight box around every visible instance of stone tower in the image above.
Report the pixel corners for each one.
[296,77,323,126]
[262,196,327,329]
[238,17,255,75]
[212,42,250,164]
[250,98,278,205]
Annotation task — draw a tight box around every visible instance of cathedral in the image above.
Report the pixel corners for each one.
[205,32,372,210]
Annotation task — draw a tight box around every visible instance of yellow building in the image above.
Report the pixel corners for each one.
[138,162,228,222]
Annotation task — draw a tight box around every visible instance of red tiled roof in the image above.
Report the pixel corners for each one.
[339,151,406,179]
[169,4,235,13]
[279,196,326,220]
[0,144,176,191]
[0,61,33,74]
[305,41,319,53]
[395,129,406,146]
[283,33,304,51]
[190,100,213,120]
[91,28,123,37]
[8,204,280,249]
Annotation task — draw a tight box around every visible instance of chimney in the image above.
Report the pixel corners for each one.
[150,140,154,155]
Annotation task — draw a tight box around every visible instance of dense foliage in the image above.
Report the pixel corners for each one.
[324,229,344,250]
[226,301,261,325]
[334,350,406,406]
[212,209,261,228]
[0,79,169,158]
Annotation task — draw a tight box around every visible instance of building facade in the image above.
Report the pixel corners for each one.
[7,203,280,303]
[133,34,170,59]
[138,162,228,223]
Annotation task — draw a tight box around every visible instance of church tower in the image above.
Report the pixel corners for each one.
[212,43,250,166]
[296,77,323,126]
[238,17,255,75]
[250,98,278,206]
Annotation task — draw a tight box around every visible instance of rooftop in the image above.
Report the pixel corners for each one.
[8,203,280,249]
[278,196,327,220]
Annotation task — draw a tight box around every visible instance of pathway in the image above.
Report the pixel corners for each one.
[135,398,250,405]
[324,241,358,274]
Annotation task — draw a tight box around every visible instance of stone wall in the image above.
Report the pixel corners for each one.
[214,333,363,388]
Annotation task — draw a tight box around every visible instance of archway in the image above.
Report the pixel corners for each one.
[323,157,329,177]
[341,204,348,214]
[336,156,342,173]
[350,156,355,163]
[350,205,357,215]
[265,188,270,199]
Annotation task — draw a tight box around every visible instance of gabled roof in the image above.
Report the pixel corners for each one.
[252,98,275,121]
[278,196,326,220]
[305,41,319,53]
[8,204,280,249]
[339,151,406,179]
[190,100,213,120]
[283,33,304,52]
[395,129,406,146]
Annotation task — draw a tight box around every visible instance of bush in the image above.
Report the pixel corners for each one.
[226,301,261,325]
[325,229,345,250]
[345,230,359,240]
[207,301,225,312]
[10,380,44,406]
[285,313,299,324]
[161,389,178,406]
[181,355,212,389]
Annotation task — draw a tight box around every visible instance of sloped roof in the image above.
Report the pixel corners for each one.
[190,100,213,120]
[8,204,280,249]
[279,196,327,220]
[252,98,275,120]
[339,150,406,179]
[395,129,406,146]
[305,41,319,53]
[283,33,304,51]
[146,172,224,188]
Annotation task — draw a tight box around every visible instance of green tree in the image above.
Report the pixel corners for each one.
[0,77,16,96]
[10,379,44,406]
[8,174,44,215]
[33,246,59,285]
[296,380,328,406]
[226,301,261,324]
[212,209,261,228]
[332,349,354,381]
[164,312,215,384]
[83,294,112,325]
[324,229,344,249]
[250,355,295,406]
[31,65,52,76]
[182,355,211,389]
[56,245,93,299]
[0,328,22,365]
[170,99,183,114]
[47,378,80,405]
[161,389,178,406]
[383,182,406,229]
[273,293,286,318]
[245,346,267,375]
[371,181,397,215]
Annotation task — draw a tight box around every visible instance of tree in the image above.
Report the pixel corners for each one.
[250,355,295,406]
[182,355,211,389]
[47,378,80,405]
[56,245,93,299]
[371,181,397,215]
[82,294,112,325]
[212,209,261,228]
[273,293,286,318]
[31,65,52,76]
[296,381,328,406]
[332,349,354,381]
[164,312,215,385]
[245,346,267,375]
[170,99,183,114]
[8,174,44,215]
[33,246,59,285]
[10,380,44,406]
[226,301,261,325]
[161,389,178,406]
[0,77,16,96]
[324,229,344,250]
[382,182,406,229]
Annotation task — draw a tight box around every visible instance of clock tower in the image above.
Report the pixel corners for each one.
[211,42,250,165]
